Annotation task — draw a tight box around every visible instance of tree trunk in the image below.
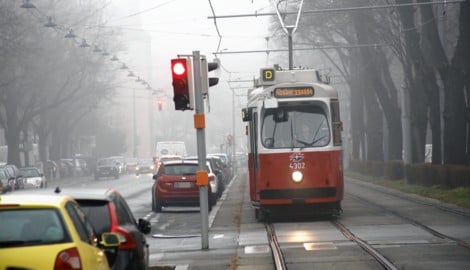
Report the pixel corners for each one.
[396,0,430,163]
[443,1,470,165]
[349,51,366,160]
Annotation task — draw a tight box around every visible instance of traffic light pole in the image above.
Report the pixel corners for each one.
[192,50,210,249]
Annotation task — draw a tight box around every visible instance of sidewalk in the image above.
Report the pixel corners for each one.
[148,171,272,270]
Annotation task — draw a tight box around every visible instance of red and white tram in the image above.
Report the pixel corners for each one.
[242,67,344,220]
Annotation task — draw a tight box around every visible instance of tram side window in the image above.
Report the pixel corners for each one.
[331,99,342,146]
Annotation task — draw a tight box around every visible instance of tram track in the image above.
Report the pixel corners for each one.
[264,218,399,270]
[346,191,470,250]
[265,222,287,270]
[332,220,398,270]
[346,178,470,250]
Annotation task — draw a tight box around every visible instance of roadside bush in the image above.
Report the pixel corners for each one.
[383,160,403,180]
[366,160,383,177]
[447,165,470,188]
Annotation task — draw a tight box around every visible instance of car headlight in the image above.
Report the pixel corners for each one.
[292,171,303,183]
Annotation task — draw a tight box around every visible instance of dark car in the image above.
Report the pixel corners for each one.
[0,169,13,193]
[126,158,138,174]
[0,170,6,193]
[0,164,24,190]
[152,160,216,212]
[136,159,155,175]
[19,166,47,188]
[108,156,127,174]
[55,188,151,270]
[95,158,120,180]
[183,156,225,198]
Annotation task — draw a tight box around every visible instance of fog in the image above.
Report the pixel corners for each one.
[1,0,468,167]
[106,0,272,157]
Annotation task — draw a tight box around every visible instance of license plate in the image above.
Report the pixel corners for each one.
[174,182,191,188]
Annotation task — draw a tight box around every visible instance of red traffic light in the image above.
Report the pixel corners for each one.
[171,58,192,111]
[172,60,187,76]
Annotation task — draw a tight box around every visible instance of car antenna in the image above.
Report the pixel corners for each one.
[54,186,61,194]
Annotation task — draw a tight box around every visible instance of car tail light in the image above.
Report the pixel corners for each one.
[54,247,82,270]
[114,227,137,250]
[209,175,215,182]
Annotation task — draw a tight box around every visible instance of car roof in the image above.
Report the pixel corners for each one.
[0,193,73,206]
[19,167,40,170]
[54,187,116,201]
[30,187,116,201]
[162,160,199,166]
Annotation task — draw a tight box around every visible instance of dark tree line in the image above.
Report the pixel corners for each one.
[0,0,125,167]
[269,0,469,165]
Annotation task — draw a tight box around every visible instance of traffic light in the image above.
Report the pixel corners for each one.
[200,58,219,95]
[157,99,163,111]
[171,58,194,111]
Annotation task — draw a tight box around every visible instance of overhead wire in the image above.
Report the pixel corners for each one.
[207,0,222,55]
[106,0,176,23]
[19,0,155,92]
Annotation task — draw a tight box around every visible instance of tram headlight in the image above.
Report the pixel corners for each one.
[292,171,303,183]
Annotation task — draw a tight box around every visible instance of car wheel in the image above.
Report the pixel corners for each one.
[210,193,217,207]
[209,201,213,212]
[154,200,162,212]
[151,193,156,212]
[217,178,224,198]
[152,195,162,212]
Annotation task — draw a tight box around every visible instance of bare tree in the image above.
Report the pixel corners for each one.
[0,1,120,166]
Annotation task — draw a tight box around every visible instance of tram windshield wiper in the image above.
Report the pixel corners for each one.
[290,117,295,150]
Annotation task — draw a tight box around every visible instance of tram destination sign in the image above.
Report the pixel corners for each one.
[274,87,314,98]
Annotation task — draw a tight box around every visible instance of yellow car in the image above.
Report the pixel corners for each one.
[0,194,120,270]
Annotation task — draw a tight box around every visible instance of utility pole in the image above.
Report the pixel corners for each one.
[133,88,137,158]
[192,51,210,249]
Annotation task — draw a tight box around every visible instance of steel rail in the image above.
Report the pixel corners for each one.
[347,191,470,250]
[332,220,398,270]
[265,222,287,270]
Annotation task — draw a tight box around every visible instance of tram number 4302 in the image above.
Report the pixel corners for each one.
[289,162,305,169]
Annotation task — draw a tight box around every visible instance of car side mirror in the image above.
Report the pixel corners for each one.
[138,218,151,234]
[152,174,158,180]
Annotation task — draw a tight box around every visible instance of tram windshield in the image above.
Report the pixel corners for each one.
[261,105,330,149]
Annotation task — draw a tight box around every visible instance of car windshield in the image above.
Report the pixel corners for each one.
[97,159,115,166]
[19,168,40,177]
[0,209,67,247]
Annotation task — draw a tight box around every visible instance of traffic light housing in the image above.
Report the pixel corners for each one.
[171,58,194,110]
[200,58,219,95]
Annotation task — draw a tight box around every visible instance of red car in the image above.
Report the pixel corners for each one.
[55,188,151,270]
[152,160,216,212]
